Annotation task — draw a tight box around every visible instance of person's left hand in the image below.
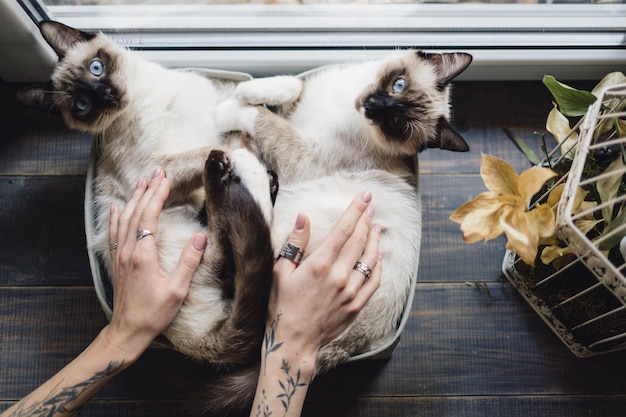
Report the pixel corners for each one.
[104,168,207,357]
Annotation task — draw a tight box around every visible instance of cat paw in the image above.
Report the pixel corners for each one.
[214,99,259,134]
[235,76,303,106]
[205,148,231,188]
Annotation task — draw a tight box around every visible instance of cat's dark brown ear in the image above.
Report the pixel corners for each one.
[428,118,469,152]
[39,20,95,59]
[417,51,473,88]
[15,82,60,114]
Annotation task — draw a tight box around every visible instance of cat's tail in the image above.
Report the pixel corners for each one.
[194,364,260,417]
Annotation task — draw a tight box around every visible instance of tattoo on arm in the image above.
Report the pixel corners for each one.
[255,390,271,417]
[263,312,283,376]
[260,312,309,416]
[277,359,307,416]
[5,361,124,417]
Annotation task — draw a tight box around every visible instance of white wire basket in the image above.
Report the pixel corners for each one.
[503,83,626,357]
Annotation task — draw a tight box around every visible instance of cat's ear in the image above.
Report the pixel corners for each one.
[417,51,473,87]
[428,118,469,152]
[39,20,95,59]
[15,82,60,114]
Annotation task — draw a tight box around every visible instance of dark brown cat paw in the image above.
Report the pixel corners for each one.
[205,149,231,187]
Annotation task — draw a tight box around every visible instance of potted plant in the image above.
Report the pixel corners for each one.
[450,72,626,357]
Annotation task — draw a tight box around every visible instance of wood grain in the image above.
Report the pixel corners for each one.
[2,79,626,416]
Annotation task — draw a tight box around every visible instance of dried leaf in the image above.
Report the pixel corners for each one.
[591,71,626,97]
[616,118,626,138]
[545,103,578,158]
[517,167,557,204]
[480,153,518,196]
[541,244,572,265]
[499,206,537,265]
[596,157,625,221]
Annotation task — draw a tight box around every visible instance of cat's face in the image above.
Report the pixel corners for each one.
[356,50,472,153]
[16,21,128,133]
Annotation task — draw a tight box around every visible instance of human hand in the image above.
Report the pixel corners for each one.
[103,168,207,358]
[268,191,382,362]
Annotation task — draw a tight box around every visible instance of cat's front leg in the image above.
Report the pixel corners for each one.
[235,76,303,107]
[159,146,227,207]
[214,99,259,136]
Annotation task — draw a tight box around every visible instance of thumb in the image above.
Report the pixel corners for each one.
[172,233,207,284]
[275,214,310,274]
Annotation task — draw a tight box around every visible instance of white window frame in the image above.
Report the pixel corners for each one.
[2,0,625,81]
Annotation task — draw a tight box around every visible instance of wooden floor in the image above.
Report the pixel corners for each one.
[2,79,626,417]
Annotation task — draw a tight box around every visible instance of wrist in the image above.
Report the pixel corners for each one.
[96,324,152,366]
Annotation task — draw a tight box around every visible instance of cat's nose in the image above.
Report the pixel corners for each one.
[363,94,393,118]
[95,84,116,103]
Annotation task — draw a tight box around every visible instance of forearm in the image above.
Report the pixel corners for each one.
[250,313,318,417]
[1,325,145,417]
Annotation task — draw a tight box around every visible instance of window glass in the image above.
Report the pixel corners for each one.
[17,0,626,80]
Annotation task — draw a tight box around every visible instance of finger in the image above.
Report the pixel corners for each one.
[322,191,372,259]
[118,177,148,252]
[334,205,374,273]
[108,204,120,278]
[344,223,380,295]
[355,253,382,306]
[274,213,310,276]
[131,168,169,241]
[170,233,207,292]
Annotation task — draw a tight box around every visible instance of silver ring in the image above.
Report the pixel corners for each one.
[277,242,304,265]
[353,261,371,279]
[136,227,154,241]
[109,242,118,251]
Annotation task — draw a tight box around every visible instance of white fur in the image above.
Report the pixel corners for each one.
[235,75,302,106]
[230,148,274,225]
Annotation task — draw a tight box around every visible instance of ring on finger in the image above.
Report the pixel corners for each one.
[277,242,304,265]
[136,227,155,241]
[353,261,371,280]
[109,242,118,251]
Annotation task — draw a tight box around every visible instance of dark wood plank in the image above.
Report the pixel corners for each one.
[3,396,626,417]
[5,285,626,402]
[419,174,507,283]
[0,176,91,286]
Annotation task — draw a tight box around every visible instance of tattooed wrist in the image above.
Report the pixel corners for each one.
[3,361,124,417]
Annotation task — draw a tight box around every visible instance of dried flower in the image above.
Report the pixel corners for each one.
[450,153,557,265]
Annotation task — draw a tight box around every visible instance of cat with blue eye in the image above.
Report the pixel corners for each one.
[203,49,472,414]
[16,20,279,368]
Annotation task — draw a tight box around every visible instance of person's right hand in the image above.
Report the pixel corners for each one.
[269,191,382,361]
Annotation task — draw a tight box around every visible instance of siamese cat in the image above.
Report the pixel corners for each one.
[201,49,472,414]
[16,20,278,365]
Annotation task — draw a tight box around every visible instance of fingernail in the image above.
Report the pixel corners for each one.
[295,214,306,230]
[373,224,382,233]
[110,205,116,215]
[193,234,207,251]
[366,207,375,218]
[153,167,162,178]
[136,178,145,189]
[362,191,372,203]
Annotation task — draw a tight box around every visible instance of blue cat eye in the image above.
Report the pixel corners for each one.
[89,59,104,76]
[392,78,406,93]
[75,96,91,112]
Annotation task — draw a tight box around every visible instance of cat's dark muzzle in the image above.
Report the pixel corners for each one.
[362,94,409,142]
[75,79,119,105]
